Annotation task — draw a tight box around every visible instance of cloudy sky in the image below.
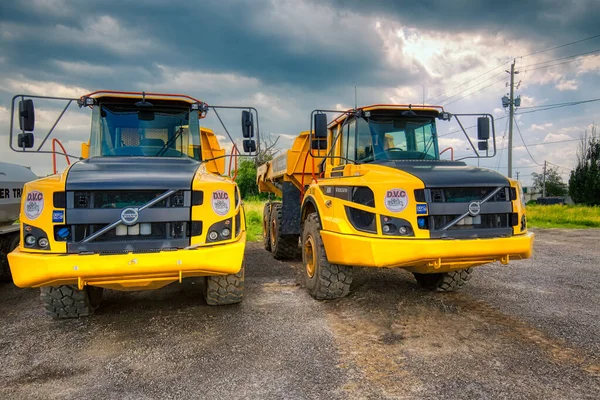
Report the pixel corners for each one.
[1,0,600,186]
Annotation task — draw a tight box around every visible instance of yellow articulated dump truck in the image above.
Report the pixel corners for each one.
[257,104,533,299]
[8,90,260,317]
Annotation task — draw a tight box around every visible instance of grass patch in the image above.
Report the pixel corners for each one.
[244,200,266,241]
[527,204,600,229]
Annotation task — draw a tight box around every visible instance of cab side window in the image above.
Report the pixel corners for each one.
[340,118,374,164]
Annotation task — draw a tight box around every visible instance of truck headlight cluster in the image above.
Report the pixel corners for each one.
[206,218,233,243]
[380,216,414,237]
[23,224,52,250]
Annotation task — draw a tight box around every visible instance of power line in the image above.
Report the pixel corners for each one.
[519,34,600,58]
[439,115,509,137]
[426,61,510,103]
[521,54,600,74]
[438,97,600,138]
[517,98,600,110]
[513,116,542,166]
[500,137,581,149]
[546,160,573,171]
[437,71,505,105]
[442,76,507,107]
[428,34,600,108]
[519,48,600,69]
[517,98,600,115]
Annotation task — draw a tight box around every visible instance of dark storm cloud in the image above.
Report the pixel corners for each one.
[319,0,600,43]
[0,0,396,90]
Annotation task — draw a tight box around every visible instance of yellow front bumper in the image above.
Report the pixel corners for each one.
[8,233,246,290]
[320,231,534,273]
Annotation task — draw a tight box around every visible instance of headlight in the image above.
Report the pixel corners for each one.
[25,235,36,246]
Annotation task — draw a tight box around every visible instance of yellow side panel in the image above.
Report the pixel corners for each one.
[256,130,326,194]
[199,127,226,175]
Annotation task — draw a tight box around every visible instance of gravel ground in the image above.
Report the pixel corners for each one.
[1,229,599,399]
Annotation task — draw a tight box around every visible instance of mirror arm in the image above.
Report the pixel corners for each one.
[454,115,479,157]
[211,106,242,157]
[36,100,73,151]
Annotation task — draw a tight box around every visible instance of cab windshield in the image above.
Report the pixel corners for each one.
[89,103,201,160]
[339,116,439,163]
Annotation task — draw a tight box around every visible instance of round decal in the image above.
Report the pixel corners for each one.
[384,188,408,213]
[212,190,230,216]
[120,207,139,226]
[25,190,44,220]
[468,201,481,216]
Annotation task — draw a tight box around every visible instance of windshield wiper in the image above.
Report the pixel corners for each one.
[419,132,436,160]
[155,126,184,157]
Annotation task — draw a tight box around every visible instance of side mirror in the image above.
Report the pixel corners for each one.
[314,113,327,139]
[242,110,254,138]
[18,132,34,149]
[19,99,35,132]
[478,141,488,151]
[477,117,490,141]
[243,139,256,153]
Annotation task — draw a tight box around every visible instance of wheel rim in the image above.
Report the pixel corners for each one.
[304,235,316,278]
[270,219,277,246]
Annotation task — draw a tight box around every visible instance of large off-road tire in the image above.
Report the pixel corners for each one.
[204,262,245,305]
[40,285,104,318]
[270,203,300,260]
[263,203,272,252]
[0,233,19,282]
[302,212,352,300]
[413,269,473,292]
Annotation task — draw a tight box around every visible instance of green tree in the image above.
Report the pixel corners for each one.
[532,166,568,197]
[235,159,261,199]
[234,134,281,199]
[569,125,600,205]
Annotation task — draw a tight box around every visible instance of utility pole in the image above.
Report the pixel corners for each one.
[515,171,520,180]
[542,160,547,197]
[506,60,518,179]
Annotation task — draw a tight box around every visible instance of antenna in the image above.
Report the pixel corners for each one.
[354,86,357,110]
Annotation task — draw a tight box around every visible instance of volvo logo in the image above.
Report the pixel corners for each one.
[120,207,139,225]
[468,202,481,216]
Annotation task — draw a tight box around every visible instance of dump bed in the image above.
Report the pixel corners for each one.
[257,131,326,197]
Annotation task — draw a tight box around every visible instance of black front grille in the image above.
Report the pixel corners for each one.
[429,187,509,203]
[73,190,188,209]
[71,222,189,242]
[431,214,511,230]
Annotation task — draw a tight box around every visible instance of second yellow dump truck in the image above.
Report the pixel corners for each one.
[8,90,259,317]
[258,104,534,299]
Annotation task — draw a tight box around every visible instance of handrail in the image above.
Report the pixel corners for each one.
[440,147,454,160]
[228,146,240,181]
[52,138,71,174]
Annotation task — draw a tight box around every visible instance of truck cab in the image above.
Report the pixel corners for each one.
[8,91,258,317]
[258,104,534,299]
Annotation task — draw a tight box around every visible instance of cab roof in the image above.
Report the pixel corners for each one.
[329,104,444,127]
[83,90,204,105]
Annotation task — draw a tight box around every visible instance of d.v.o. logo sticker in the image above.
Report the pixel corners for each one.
[384,188,408,213]
[25,190,44,220]
[211,190,230,216]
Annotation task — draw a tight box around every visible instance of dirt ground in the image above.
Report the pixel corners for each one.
[1,229,599,399]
